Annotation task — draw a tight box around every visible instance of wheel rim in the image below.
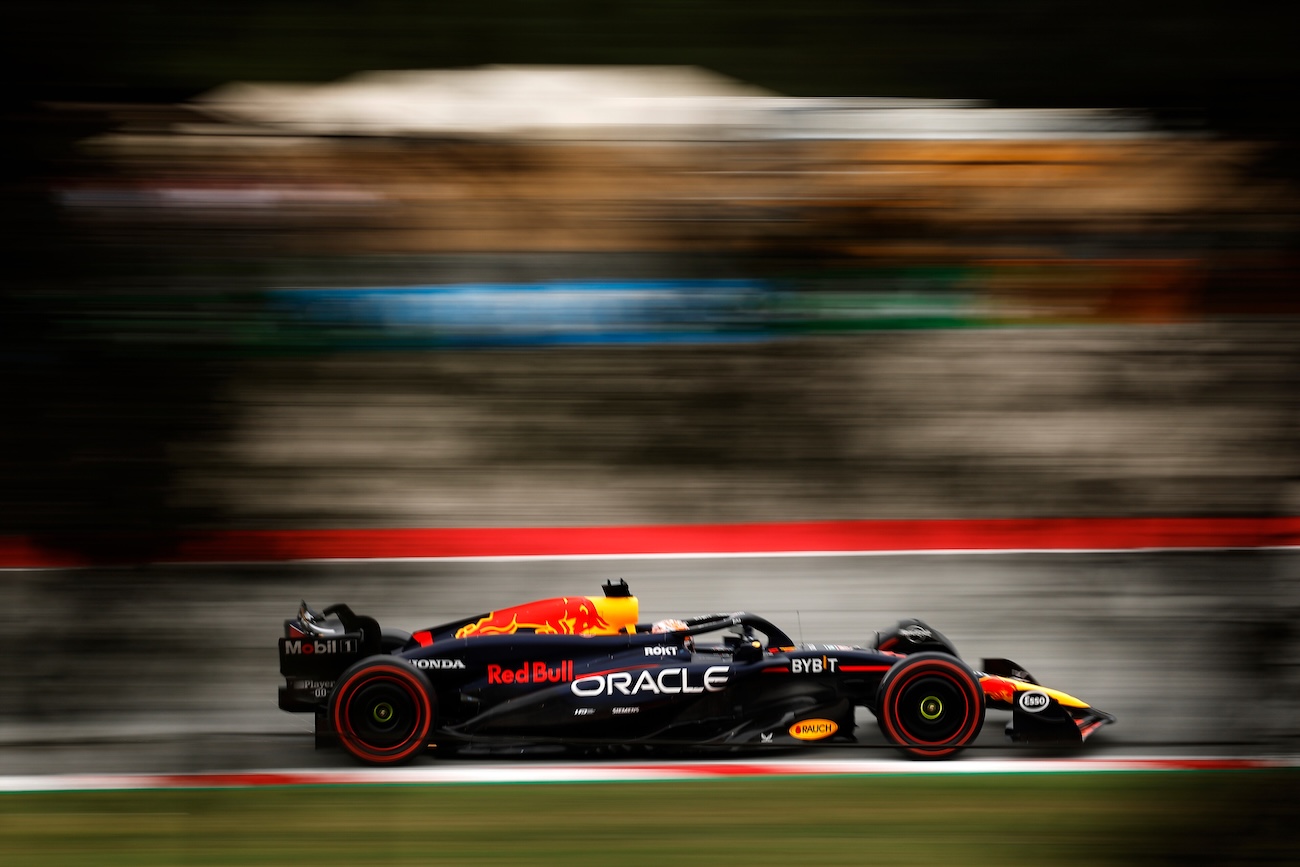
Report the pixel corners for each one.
[891,672,970,744]
[342,676,423,751]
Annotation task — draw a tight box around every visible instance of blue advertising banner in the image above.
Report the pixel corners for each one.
[270,279,771,347]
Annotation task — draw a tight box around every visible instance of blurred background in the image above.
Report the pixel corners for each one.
[1,0,1298,793]
[3,2,1299,550]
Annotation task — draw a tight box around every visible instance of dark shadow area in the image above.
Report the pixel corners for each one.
[0,99,232,563]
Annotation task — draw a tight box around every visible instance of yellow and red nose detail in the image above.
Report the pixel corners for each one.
[979,674,1090,709]
[980,675,1017,704]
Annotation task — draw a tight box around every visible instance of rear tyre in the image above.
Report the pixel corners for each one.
[876,652,985,759]
[330,657,435,765]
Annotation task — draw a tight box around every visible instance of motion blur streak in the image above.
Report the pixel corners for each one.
[3,518,1299,568]
[3,757,1296,793]
[3,4,1297,863]
[6,64,1300,552]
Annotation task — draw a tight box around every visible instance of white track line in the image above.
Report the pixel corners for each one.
[2,756,1295,792]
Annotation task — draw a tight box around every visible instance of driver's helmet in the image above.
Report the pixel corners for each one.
[650,618,693,650]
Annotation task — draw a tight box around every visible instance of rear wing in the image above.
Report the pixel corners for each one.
[279,603,382,710]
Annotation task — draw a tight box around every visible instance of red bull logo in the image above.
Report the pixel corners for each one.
[487,661,574,685]
[456,595,637,638]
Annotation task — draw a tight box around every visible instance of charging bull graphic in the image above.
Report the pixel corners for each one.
[454,595,638,638]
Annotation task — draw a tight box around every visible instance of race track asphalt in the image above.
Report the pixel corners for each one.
[1,548,1295,776]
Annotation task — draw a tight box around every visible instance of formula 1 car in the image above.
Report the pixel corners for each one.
[278,580,1114,764]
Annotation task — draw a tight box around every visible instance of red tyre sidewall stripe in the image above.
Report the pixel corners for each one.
[332,665,432,763]
[881,658,981,750]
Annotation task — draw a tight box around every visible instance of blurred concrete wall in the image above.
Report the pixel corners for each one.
[184,321,1299,530]
[4,322,1298,762]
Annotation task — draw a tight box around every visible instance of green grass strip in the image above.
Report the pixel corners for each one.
[1,771,1295,866]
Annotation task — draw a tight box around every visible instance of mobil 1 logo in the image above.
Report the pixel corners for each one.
[281,637,359,656]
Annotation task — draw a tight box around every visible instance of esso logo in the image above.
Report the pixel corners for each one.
[1018,691,1050,713]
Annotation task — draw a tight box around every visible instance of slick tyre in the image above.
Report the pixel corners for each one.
[330,657,435,765]
[876,652,985,760]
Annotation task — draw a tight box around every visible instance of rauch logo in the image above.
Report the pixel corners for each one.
[788,719,839,740]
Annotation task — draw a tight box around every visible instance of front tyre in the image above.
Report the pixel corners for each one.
[330,657,435,765]
[876,652,985,759]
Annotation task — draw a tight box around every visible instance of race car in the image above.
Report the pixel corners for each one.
[278,580,1114,764]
